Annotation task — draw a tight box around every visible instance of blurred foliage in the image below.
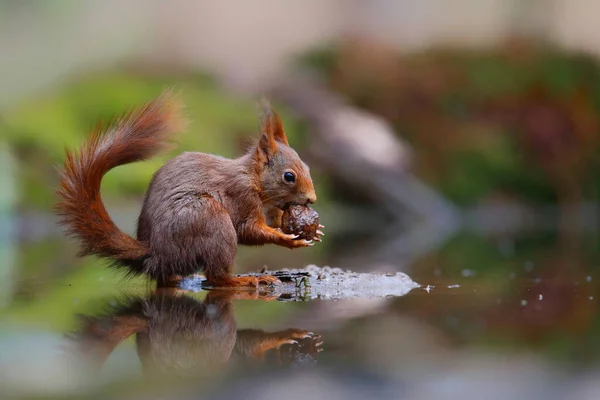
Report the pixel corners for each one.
[1,70,308,209]
[298,38,600,206]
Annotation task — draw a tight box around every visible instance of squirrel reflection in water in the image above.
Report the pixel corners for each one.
[65,289,323,378]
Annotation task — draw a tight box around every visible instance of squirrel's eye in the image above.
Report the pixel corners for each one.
[283,171,296,183]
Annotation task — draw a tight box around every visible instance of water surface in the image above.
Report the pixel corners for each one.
[0,227,599,400]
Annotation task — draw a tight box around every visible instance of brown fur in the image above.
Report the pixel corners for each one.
[54,91,317,287]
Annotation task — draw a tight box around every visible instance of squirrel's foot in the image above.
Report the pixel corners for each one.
[233,274,282,288]
[206,274,281,289]
[253,274,282,286]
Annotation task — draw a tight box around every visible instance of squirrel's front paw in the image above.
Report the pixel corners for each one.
[275,329,314,340]
[274,231,312,249]
[285,225,325,244]
[312,224,325,242]
[284,235,315,249]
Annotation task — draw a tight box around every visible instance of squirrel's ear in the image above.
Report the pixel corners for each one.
[256,132,276,163]
[259,98,289,146]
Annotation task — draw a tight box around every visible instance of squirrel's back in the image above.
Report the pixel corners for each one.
[137,151,255,241]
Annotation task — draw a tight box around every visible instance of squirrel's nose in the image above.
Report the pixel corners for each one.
[305,192,317,205]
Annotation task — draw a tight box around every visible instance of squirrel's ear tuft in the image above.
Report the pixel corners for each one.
[259,98,289,146]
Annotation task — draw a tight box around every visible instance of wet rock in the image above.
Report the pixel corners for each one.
[181,266,420,301]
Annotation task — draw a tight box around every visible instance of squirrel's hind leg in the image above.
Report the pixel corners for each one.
[149,194,237,287]
[150,193,281,289]
[185,195,281,289]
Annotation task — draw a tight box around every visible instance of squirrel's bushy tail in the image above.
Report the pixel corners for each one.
[54,90,186,274]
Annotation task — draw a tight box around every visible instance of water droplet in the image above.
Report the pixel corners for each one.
[462,269,476,277]
[524,261,534,272]
[445,316,459,328]
[498,239,515,258]
[99,277,104,281]
[424,285,433,293]
[521,300,528,306]
[206,304,218,318]
[534,277,542,283]
[447,284,460,289]
[74,298,79,305]
[586,276,592,282]
[590,296,594,301]
[538,294,543,301]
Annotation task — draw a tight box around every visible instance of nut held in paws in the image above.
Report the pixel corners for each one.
[281,205,320,240]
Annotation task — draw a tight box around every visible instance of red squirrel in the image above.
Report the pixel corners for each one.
[55,90,321,288]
